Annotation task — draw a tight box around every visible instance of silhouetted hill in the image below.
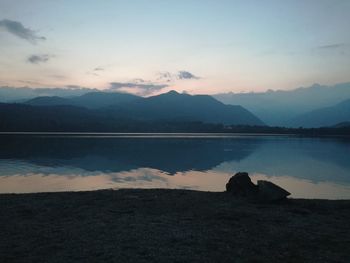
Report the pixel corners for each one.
[1,102,350,134]
[21,90,264,126]
[291,99,350,128]
[71,92,140,109]
[0,103,114,131]
[0,86,97,102]
[0,102,259,132]
[214,82,350,126]
[107,90,264,126]
[333,122,350,128]
[25,92,140,109]
[3,83,350,128]
[25,96,72,106]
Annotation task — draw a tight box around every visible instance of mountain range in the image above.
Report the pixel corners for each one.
[0,91,264,132]
[1,82,350,129]
[0,86,96,102]
[25,92,140,109]
[290,99,350,128]
[214,82,350,127]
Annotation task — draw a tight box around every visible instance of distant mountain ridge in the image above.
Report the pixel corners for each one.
[214,82,350,126]
[25,96,71,106]
[0,91,264,131]
[3,82,350,128]
[105,91,264,125]
[0,86,97,102]
[25,92,140,109]
[333,122,350,128]
[291,99,350,128]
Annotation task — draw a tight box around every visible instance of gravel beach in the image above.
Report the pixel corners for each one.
[0,189,350,263]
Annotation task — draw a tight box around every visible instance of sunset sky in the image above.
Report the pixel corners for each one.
[0,0,349,95]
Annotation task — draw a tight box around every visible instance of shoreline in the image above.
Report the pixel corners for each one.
[2,187,350,200]
[1,188,349,262]
[0,131,350,139]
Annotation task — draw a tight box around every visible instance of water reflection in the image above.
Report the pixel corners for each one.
[0,134,349,199]
[216,137,350,183]
[0,135,261,174]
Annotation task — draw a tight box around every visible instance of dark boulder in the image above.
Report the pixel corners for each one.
[226,172,291,202]
[226,172,257,196]
[257,180,291,201]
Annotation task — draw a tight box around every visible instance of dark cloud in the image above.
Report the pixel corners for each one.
[132,78,146,83]
[49,74,67,80]
[110,81,168,96]
[0,19,46,44]
[87,67,105,76]
[157,71,200,82]
[27,54,50,64]
[157,72,173,82]
[18,80,47,86]
[177,71,200,80]
[317,43,346,49]
[86,72,99,76]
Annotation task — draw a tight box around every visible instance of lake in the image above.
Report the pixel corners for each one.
[0,133,349,199]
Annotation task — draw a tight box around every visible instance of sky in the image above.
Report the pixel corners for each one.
[0,0,349,95]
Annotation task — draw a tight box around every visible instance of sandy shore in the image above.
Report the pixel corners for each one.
[0,189,349,262]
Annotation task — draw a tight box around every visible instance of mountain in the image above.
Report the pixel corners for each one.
[0,103,113,131]
[291,99,350,128]
[333,122,350,128]
[4,82,350,128]
[0,91,264,131]
[25,96,72,106]
[24,90,264,126]
[0,86,96,102]
[70,92,140,109]
[106,90,264,126]
[25,92,140,109]
[214,82,350,126]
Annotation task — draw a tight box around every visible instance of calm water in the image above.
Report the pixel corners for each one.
[0,134,350,199]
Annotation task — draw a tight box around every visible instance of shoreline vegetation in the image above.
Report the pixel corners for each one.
[1,189,350,262]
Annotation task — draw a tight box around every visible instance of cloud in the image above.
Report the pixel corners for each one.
[317,43,346,49]
[132,78,146,83]
[157,71,200,82]
[49,74,67,80]
[109,81,168,96]
[86,72,99,76]
[18,80,47,86]
[0,19,46,43]
[27,54,50,64]
[157,72,173,82]
[65,85,88,89]
[86,66,105,76]
[177,71,200,80]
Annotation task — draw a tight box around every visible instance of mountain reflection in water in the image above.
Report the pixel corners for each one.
[0,134,349,199]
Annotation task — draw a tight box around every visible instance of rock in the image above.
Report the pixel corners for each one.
[226,173,291,202]
[226,172,257,196]
[257,180,290,201]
